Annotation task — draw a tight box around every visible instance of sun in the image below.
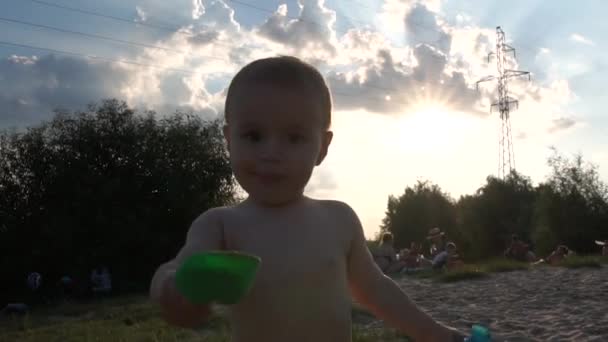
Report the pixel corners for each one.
[393,104,472,152]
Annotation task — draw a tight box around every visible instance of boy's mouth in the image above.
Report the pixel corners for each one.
[254,172,285,184]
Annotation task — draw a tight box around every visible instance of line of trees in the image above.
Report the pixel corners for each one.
[0,100,237,303]
[2,98,606,304]
[380,150,608,260]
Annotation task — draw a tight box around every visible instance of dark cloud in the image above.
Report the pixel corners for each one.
[548,117,576,133]
[0,55,129,128]
[256,0,336,56]
[405,4,451,54]
[187,30,220,45]
[326,45,481,114]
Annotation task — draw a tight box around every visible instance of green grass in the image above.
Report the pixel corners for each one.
[480,258,530,273]
[0,296,410,342]
[558,255,603,269]
[438,266,488,283]
[399,255,605,283]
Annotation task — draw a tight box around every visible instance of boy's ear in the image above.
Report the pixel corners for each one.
[223,124,231,150]
[315,130,333,166]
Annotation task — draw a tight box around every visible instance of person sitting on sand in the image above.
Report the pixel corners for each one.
[426,227,449,269]
[596,240,608,256]
[446,242,465,270]
[545,245,572,265]
[372,232,407,274]
[1,303,29,316]
[403,242,422,269]
[504,235,537,262]
[91,266,112,295]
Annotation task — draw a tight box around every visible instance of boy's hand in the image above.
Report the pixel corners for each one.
[159,272,211,328]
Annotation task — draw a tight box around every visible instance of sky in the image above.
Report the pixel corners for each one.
[1,0,607,238]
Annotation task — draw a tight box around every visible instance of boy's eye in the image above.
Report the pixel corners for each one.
[242,131,262,142]
[288,133,306,144]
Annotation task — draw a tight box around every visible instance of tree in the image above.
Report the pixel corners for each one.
[456,171,536,260]
[380,180,457,251]
[532,149,608,256]
[0,99,236,302]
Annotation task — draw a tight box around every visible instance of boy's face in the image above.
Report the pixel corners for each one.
[224,84,333,206]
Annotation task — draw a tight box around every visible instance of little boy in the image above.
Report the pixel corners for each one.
[150,56,465,341]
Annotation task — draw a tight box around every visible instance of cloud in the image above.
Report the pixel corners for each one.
[0,0,579,141]
[405,3,451,53]
[135,6,147,22]
[570,33,595,46]
[195,0,240,33]
[187,30,220,45]
[0,55,129,128]
[548,117,577,133]
[192,0,204,19]
[256,0,338,59]
[305,166,338,197]
[326,44,482,115]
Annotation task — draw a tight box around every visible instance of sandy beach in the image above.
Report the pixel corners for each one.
[389,266,608,341]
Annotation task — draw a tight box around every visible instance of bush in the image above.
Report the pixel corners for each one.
[0,100,236,303]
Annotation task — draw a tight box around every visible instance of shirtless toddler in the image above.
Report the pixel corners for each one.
[150,56,464,342]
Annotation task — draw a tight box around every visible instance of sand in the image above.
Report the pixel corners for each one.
[391,266,608,341]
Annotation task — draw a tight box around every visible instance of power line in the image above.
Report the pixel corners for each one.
[25,0,181,33]
[227,0,448,49]
[0,40,199,75]
[21,0,238,50]
[23,0,446,52]
[14,0,448,92]
[4,1,521,110]
[0,17,190,56]
[0,15,401,94]
[0,40,412,108]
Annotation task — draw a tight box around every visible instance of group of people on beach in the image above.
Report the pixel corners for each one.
[372,227,464,274]
[374,228,608,275]
[2,266,112,316]
[504,234,607,265]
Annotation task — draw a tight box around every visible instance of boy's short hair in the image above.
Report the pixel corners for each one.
[224,56,332,129]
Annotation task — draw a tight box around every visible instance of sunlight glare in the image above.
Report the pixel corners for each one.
[392,105,475,153]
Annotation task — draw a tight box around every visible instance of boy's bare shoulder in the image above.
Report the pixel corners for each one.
[187,206,233,239]
[313,199,361,226]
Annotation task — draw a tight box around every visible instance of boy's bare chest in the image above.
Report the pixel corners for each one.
[222,213,349,285]
[220,208,353,341]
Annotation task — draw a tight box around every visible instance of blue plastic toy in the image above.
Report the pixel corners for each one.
[465,325,491,342]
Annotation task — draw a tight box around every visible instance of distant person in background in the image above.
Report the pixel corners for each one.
[57,275,75,299]
[1,303,29,316]
[426,227,449,269]
[446,242,465,270]
[26,272,42,292]
[545,245,574,265]
[91,266,112,296]
[372,232,406,274]
[504,235,537,262]
[25,271,44,305]
[403,242,422,270]
[596,240,608,256]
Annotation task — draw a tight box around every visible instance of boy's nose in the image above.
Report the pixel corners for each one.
[259,139,285,162]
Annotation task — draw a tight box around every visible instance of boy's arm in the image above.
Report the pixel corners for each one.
[341,204,462,342]
[150,207,225,303]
